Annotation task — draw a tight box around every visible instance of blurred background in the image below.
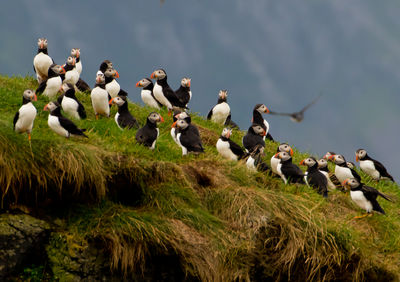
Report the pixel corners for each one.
[1,0,399,180]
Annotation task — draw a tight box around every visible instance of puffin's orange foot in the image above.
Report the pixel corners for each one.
[353,214,369,219]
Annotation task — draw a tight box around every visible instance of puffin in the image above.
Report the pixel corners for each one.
[176,118,204,155]
[324,151,354,168]
[207,90,230,125]
[150,69,185,112]
[170,110,182,144]
[175,77,192,108]
[300,157,328,198]
[329,154,361,185]
[252,104,273,141]
[70,48,91,92]
[355,149,394,182]
[242,124,266,153]
[246,144,269,172]
[99,60,113,74]
[91,73,111,119]
[109,95,139,129]
[36,64,66,99]
[274,151,304,184]
[342,178,391,217]
[33,38,54,83]
[13,89,37,141]
[136,78,162,109]
[216,128,245,161]
[317,158,341,191]
[43,101,87,138]
[271,143,293,176]
[104,68,127,98]
[135,112,164,149]
[57,83,86,120]
[61,56,79,86]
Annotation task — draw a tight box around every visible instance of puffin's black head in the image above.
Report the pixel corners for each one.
[109,95,127,107]
[274,151,292,162]
[22,89,37,102]
[250,124,266,137]
[43,101,60,112]
[70,48,80,58]
[218,90,228,101]
[37,38,48,49]
[221,127,232,139]
[342,178,361,190]
[99,60,113,73]
[64,87,76,98]
[104,68,119,79]
[329,154,347,166]
[150,69,167,80]
[277,143,293,156]
[135,78,153,88]
[355,149,367,162]
[48,64,66,77]
[317,158,328,169]
[300,157,318,169]
[148,112,164,124]
[180,77,191,88]
[254,104,270,114]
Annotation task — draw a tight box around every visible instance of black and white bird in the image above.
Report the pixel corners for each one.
[355,149,394,182]
[43,101,87,138]
[300,157,328,198]
[91,73,110,119]
[61,56,80,86]
[151,69,185,112]
[175,77,192,108]
[343,178,391,217]
[57,83,86,120]
[246,144,269,172]
[109,96,139,129]
[268,94,322,123]
[103,68,127,98]
[242,124,266,153]
[36,64,66,99]
[207,90,236,127]
[216,128,245,161]
[176,118,204,155]
[271,143,293,176]
[324,151,354,169]
[135,112,164,149]
[13,89,37,141]
[274,151,305,184]
[70,48,91,92]
[33,38,54,83]
[99,60,113,74]
[317,158,341,191]
[329,154,361,185]
[252,104,273,141]
[136,78,162,109]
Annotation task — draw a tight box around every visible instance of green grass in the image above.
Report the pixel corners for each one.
[1,75,400,281]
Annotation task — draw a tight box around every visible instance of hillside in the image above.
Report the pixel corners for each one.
[0,75,399,281]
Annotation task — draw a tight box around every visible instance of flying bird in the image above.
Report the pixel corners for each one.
[268,93,322,122]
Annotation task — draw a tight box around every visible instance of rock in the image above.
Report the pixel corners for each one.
[0,213,50,279]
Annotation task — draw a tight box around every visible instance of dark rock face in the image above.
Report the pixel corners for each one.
[0,213,50,279]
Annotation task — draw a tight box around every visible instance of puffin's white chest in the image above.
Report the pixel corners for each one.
[33,52,52,78]
[319,170,336,190]
[61,97,79,119]
[276,163,287,184]
[64,69,80,85]
[43,77,62,98]
[216,139,238,161]
[15,103,37,133]
[170,128,179,144]
[246,156,257,171]
[106,79,120,98]
[350,190,373,212]
[150,128,160,150]
[153,83,172,109]
[335,165,354,183]
[48,115,69,137]
[211,102,230,124]
[76,61,82,74]
[176,132,188,155]
[114,112,123,130]
[360,160,380,180]
[270,156,280,175]
[141,89,160,109]
[91,87,110,116]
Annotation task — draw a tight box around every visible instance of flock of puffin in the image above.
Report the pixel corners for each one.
[13,38,396,218]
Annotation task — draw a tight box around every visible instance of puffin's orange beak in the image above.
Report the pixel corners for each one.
[356,155,359,162]
[109,98,114,105]
[114,70,120,78]
[342,179,349,187]
[262,129,267,136]
[187,80,191,87]
[135,81,141,87]
[226,131,231,139]
[328,155,335,161]
[300,160,305,166]
[40,42,44,49]
[60,66,66,74]
[33,94,37,101]
[160,115,164,122]
[43,104,49,111]
[274,153,280,158]
[289,148,294,156]
[171,121,177,128]
[264,106,270,113]
[150,72,156,79]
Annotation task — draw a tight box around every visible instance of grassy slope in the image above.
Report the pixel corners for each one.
[1,75,400,281]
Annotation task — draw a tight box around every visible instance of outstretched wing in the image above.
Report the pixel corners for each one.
[268,111,293,116]
[299,93,322,113]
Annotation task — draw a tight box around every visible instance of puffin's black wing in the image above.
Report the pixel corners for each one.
[118,112,139,129]
[135,126,157,147]
[118,89,128,97]
[77,102,87,119]
[372,159,394,182]
[13,111,19,130]
[282,163,305,183]
[180,131,204,152]
[268,111,293,117]
[350,168,362,182]
[225,112,232,125]
[361,185,388,214]
[36,80,47,94]
[57,94,64,104]
[108,93,112,108]
[189,124,200,137]
[164,86,186,108]
[228,139,245,158]
[207,107,214,120]
[59,116,87,137]
[151,91,163,108]
[308,171,328,197]
[266,132,274,141]
[76,78,91,92]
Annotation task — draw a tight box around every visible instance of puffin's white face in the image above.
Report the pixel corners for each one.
[355,149,367,162]
[301,157,317,167]
[330,154,346,165]
[67,56,76,66]
[177,119,189,129]
[342,178,360,189]
[136,78,152,88]
[148,112,164,123]
[60,83,74,93]
[278,143,293,156]
[110,96,126,106]
[104,68,117,78]
[71,48,80,58]
[96,73,105,84]
[218,90,228,100]
[221,128,232,138]
[177,111,190,120]
[317,158,328,168]
[44,101,59,112]
[256,104,270,114]
[151,69,166,80]
[181,77,191,87]
[38,38,48,49]
[23,89,37,101]
[275,151,291,161]
[252,125,266,136]
[51,64,66,75]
